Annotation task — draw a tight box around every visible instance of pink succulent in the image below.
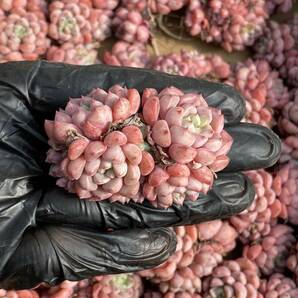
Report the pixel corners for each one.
[278,89,298,162]
[287,242,298,284]
[141,87,232,207]
[196,220,238,254]
[139,225,199,282]
[202,258,262,298]
[0,289,39,298]
[48,0,112,45]
[289,13,298,41]
[140,222,229,294]
[0,0,47,13]
[47,42,99,65]
[48,0,92,44]
[265,0,293,14]
[103,41,150,68]
[151,51,230,80]
[91,0,119,10]
[121,0,147,11]
[45,85,232,207]
[40,274,142,298]
[226,59,289,126]
[88,8,113,42]
[280,49,298,87]
[185,0,268,52]
[253,21,295,69]
[260,273,298,298]
[185,0,208,37]
[144,291,202,298]
[92,274,143,298]
[112,7,150,43]
[229,170,282,243]
[149,0,188,15]
[243,224,296,275]
[39,279,92,297]
[0,7,49,62]
[273,162,298,224]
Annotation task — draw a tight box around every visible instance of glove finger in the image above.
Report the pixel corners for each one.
[0,61,244,124]
[37,172,254,229]
[224,123,281,172]
[0,226,176,290]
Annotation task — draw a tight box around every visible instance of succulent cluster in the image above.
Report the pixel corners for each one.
[103,41,150,68]
[253,21,295,69]
[278,89,298,162]
[229,170,282,243]
[151,50,231,80]
[45,85,232,207]
[243,224,296,275]
[2,2,298,298]
[265,0,294,14]
[0,0,47,13]
[184,0,268,52]
[0,7,49,62]
[202,258,262,297]
[260,273,298,297]
[226,59,272,125]
[39,274,142,298]
[46,42,99,65]
[274,162,298,224]
[0,289,39,298]
[112,7,150,43]
[287,242,298,283]
[48,0,113,44]
[140,220,237,295]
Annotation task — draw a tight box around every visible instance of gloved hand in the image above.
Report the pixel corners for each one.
[0,61,280,290]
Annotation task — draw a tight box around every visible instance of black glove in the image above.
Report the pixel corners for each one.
[0,61,280,290]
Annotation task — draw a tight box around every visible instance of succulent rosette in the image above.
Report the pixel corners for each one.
[151,51,231,80]
[289,13,298,41]
[141,86,232,207]
[45,85,232,208]
[278,90,298,162]
[280,49,298,87]
[184,0,267,52]
[144,291,202,298]
[91,0,119,10]
[39,279,92,297]
[259,273,298,298]
[185,0,208,37]
[149,0,188,15]
[48,0,113,45]
[39,274,142,298]
[92,274,143,298]
[112,7,150,43]
[89,8,113,42]
[103,41,150,68]
[139,225,199,283]
[140,220,236,294]
[48,0,92,44]
[46,42,99,65]
[0,289,39,298]
[121,0,147,11]
[265,0,293,14]
[287,242,298,283]
[253,21,295,69]
[226,59,289,126]
[0,7,49,62]
[202,258,262,298]
[274,162,298,224]
[229,170,282,243]
[243,224,296,275]
[0,0,47,13]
